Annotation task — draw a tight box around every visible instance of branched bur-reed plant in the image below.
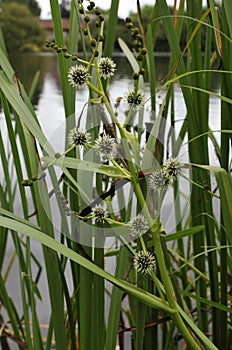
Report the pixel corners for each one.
[0,0,232,349]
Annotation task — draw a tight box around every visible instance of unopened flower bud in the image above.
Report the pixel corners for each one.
[21,179,33,187]
[141,48,147,55]
[126,22,133,29]
[55,152,61,159]
[136,34,143,42]
[84,15,90,23]
[132,72,139,80]
[136,54,143,61]
[71,53,78,60]
[90,39,97,47]
[95,8,101,15]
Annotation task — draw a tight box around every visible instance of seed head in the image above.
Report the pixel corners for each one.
[92,204,108,222]
[163,157,183,179]
[68,128,91,147]
[148,169,169,191]
[98,57,116,79]
[130,214,149,235]
[67,64,90,89]
[124,89,145,108]
[94,133,117,160]
[133,250,156,275]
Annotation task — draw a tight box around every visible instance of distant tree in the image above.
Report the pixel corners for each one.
[60,0,70,18]
[27,0,41,16]
[0,2,45,52]
[0,0,41,16]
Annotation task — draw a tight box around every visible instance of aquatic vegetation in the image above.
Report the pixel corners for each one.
[0,1,231,350]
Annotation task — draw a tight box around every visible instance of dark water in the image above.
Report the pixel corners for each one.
[6,52,221,142]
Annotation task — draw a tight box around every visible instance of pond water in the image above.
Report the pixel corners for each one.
[6,52,221,147]
[0,52,222,349]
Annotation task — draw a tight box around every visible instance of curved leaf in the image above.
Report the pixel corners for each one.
[0,215,174,315]
[42,156,131,178]
[0,71,54,155]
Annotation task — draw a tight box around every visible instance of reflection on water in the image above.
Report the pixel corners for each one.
[8,52,221,109]
[6,52,221,142]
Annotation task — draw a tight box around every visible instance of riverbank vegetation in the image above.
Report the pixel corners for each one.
[0,1,45,53]
[0,0,231,349]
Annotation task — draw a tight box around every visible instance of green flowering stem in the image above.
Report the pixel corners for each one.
[122,86,140,128]
[101,96,139,180]
[89,77,139,181]
[90,63,137,180]
[132,179,201,350]
[74,57,99,72]
[87,77,200,347]
[139,235,147,253]
[87,76,200,348]
[150,271,167,304]
[99,93,198,345]
[109,158,131,179]
[42,142,92,169]
[181,173,220,199]
[44,146,75,168]
[90,66,133,142]
[123,105,136,128]
[105,218,128,226]
[86,80,104,97]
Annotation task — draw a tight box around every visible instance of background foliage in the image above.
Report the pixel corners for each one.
[0,1,44,52]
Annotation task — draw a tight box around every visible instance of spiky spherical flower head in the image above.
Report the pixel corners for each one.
[130,214,149,235]
[67,64,90,89]
[163,158,183,179]
[148,169,169,191]
[124,89,145,108]
[133,250,156,275]
[94,133,117,160]
[68,128,91,147]
[92,204,108,222]
[98,57,116,79]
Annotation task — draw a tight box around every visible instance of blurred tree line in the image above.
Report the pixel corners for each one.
[59,1,218,53]
[0,0,45,53]
[0,0,41,15]
[110,4,220,52]
[0,0,221,54]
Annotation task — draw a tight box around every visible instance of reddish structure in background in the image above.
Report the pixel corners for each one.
[38,18,70,39]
